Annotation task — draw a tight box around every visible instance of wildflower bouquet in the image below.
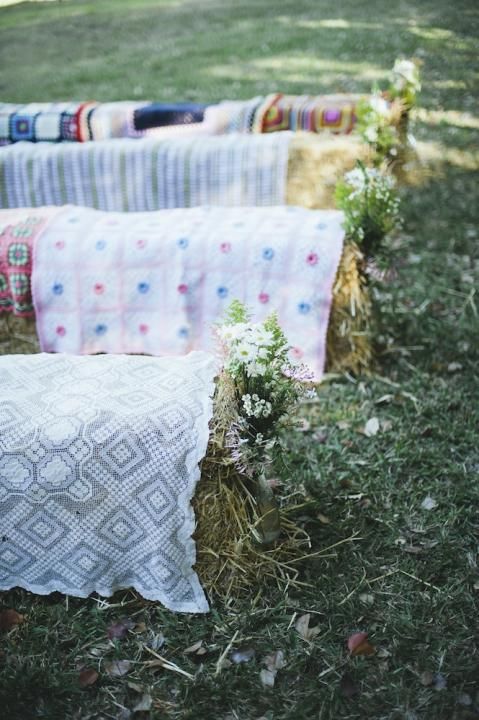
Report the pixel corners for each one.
[355,93,401,163]
[215,301,315,542]
[218,300,315,477]
[356,58,420,163]
[335,162,401,259]
[388,58,421,109]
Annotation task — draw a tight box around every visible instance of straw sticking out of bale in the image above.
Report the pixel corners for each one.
[326,241,373,375]
[0,314,39,355]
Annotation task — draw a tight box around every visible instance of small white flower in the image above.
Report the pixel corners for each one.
[369,95,390,117]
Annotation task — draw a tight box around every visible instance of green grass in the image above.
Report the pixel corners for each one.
[1,1,479,718]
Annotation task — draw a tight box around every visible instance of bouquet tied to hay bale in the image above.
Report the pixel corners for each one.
[194,302,316,599]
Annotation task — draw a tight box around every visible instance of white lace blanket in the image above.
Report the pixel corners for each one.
[0,351,215,612]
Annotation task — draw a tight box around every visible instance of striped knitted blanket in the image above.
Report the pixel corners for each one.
[30,204,345,379]
[0,134,291,211]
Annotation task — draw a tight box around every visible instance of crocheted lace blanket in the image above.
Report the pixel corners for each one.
[0,351,215,612]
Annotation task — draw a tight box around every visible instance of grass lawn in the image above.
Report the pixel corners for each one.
[1,1,478,718]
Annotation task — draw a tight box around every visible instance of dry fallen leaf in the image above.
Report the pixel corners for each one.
[105,660,131,677]
[363,417,380,437]
[79,667,99,688]
[347,632,376,657]
[421,496,438,511]
[0,609,25,632]
[336,420,350,430]
[317,512,331,525]
[260,651,286,688]
[107,618,135,640]
[473,580,479,592]
[184,640,204,654]
[132,693,152,712]
[340,672,359,698]
[295,614,320,642]
[359,593,374,605]
[230,647,255,664]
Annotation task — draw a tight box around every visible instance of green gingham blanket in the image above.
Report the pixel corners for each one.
[0,134,292,211]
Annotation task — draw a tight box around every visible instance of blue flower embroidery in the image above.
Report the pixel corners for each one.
[52,282,63,295]
[217,286,228,299]
[137,282,150,294]
[262,247,275,260]
[298,302,311,315]
[177,237,189,249]
[95,324,107,336]
[95,239,106,251]
[178,327,189,338]
[316,222,327,230]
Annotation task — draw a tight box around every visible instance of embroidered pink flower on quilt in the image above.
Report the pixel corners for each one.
[177,283,188,294]
[55,240,65,250]
[94,283,105,295]
[220,242,231,253]
[139,324,149,335]
[136,239,147,249]
[306,252,318,265]
[291,347,304,360]
[258,292,269,304]
[56,326,66,337]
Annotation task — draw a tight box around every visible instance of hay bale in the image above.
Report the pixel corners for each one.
[193,375,311,600]
[326,242,373,375]
[287,133,373,209]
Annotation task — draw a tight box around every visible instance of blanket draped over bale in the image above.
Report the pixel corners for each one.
[0,206,372,376]
[0,351,216,612]
[0,94,402,144]
[0,132,371,212]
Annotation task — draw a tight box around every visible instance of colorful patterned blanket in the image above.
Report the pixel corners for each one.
[0,133,291,211]
[0,351,215,611]
[211,94,365,135]
[31,205,344,379]
[0,207,61,316]
[0,102,207,144]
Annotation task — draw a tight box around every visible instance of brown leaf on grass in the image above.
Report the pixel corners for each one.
[185,641,208,665]
[295,614,320,642]
[317,513,331,525]
[260,651,286,688]
[347,632,375,656]
[230,647,255,664]
[0,609,25,632]
[340,672,359,698]
[107,618,135,640]
[132,693,152,712]
[105,660,131,677]
[78,667,99,688]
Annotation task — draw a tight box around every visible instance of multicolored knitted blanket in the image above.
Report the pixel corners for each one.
[0,134,291,211]
[213,94,363,135]
[0,207,60,315]
[0,102,211,145]
[31,204,345,379]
